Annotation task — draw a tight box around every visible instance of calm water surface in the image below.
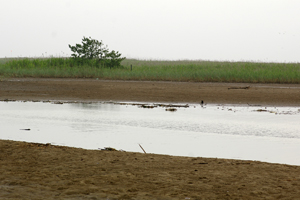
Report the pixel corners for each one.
[1,101,300,165]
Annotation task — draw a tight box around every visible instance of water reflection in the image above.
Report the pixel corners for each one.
[1,101,300,165]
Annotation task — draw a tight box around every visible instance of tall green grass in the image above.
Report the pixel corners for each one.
[0,57,299,83]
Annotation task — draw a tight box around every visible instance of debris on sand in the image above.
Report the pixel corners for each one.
[256,109,268,112]
[2,99,16,102]
[228,86,250,90]
[139,144,147,154]
[165,108,177,112]
[156,104,189,108]
[99,147,118,151]
[139,104,156,109]
[20,128,31,131]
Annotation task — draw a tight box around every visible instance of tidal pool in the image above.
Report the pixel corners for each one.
[1,101,300,165]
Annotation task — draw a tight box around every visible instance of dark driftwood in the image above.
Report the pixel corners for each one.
[228,86,250,90]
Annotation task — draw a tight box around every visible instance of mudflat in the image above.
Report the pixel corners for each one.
[1,78,300,106]
[1,78,300,199]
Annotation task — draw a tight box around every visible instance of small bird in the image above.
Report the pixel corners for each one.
[200,100,204,107]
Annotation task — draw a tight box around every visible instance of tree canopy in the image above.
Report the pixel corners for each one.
[68,37,125,68]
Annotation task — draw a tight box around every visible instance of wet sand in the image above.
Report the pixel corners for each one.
[1,78,300,199]
[1,78,300,106]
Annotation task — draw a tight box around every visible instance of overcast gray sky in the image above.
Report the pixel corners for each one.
[1,0,300,62]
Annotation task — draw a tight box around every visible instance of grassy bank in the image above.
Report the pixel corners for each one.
[0,57,299,83]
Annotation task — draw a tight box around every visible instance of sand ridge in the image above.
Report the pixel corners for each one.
[1,78,300,106]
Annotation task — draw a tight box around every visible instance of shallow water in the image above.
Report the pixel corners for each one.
[1,101,300,165]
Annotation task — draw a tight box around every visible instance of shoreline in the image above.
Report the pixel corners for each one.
[1,99,299,108]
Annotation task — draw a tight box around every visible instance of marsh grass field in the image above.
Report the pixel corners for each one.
[0,57,300,83]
